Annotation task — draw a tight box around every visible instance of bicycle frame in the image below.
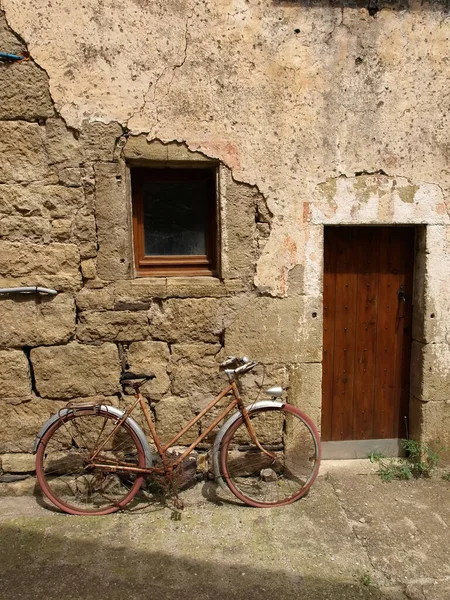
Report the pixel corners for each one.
[89,378,269,475]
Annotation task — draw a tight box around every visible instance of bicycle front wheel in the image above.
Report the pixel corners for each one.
[36,408,146,515]
[220,404,321,507]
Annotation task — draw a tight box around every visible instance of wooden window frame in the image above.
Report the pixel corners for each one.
[131,166,218,277]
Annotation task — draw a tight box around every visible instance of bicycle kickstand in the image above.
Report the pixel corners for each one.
[166,470,184,512]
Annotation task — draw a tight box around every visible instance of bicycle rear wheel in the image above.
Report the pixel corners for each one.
[36,408,146,515]
[220,404,321,507]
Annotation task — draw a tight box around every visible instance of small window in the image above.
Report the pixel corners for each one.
[131,167,218,276]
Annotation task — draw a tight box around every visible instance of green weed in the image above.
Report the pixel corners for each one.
[367,451,385,464]
[375,439,446,483]
[360,573,372,587]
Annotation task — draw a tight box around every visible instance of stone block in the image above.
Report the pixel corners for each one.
[85,279,106,289]
[288,362,322,429]
[225,296,322,364]
[0,121,54,183]
[0,294,76,348]
[148,298,223,343]
[0,241,82,291]
[79,242,98,260]
[0,350,31,400]
[0,397,66,453]
[94,162,131,280]
[123,137,217,163]
[81,259,97,280]
[126,341,171,397]
[77,310,149,342]
[154,396,198,445]
[171,361,222,399]
[73,213,97,244]
[412,226,450,345]
[0,215,51,243]
[167,344,225,437]
[44,118,82,165]
[30,342,121,399]
[0,61,54,120]
[0,184,86,220]
[51,219,72,241]
[1,453,36,473]
[0,477,37,497]
[410,341,450,403]
[169,344,223,399]
[224,279,248,294]
[221,174,258,283]
[75,287,115,311]
[170,343,222,362]
[167,142,215,162]
[113,279,167,309]
[409,396,450,463]
[236,362,289,401]
[81,121,123,161]
[166,277,226,298]
[0,13,24,55]
[58,167,83,187]
[123,136,168,161]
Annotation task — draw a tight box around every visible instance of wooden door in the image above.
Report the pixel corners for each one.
[322,227,414,442]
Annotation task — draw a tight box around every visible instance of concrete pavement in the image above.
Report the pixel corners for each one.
[1,462,449,600]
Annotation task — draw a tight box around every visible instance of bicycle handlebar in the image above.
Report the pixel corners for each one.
[219,356,258,376]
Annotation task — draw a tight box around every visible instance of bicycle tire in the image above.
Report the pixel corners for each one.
[220,404,321,507]
[36,408,146,515]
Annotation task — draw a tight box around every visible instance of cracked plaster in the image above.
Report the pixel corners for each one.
[2,0,450,294]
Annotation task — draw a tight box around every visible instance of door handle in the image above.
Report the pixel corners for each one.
[397,285,407,322]
[397,286,406,302]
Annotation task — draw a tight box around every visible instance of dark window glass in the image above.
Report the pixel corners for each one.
[142,179,208,256]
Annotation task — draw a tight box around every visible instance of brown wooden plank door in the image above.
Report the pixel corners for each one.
[322,227,414,442]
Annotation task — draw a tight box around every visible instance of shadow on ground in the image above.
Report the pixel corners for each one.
[0,522,390,600]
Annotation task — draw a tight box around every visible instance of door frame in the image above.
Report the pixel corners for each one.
[311,174,449,460]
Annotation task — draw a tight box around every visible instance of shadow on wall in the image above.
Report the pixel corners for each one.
[273,0,450,13]
[0,521,391,600]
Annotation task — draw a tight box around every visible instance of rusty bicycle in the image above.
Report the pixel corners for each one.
[34,356,321,515]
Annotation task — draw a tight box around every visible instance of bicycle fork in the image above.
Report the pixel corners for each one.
[231,381,277,461]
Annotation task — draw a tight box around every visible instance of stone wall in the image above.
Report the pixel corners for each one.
[0,8,309,492]
[1,1,450,492]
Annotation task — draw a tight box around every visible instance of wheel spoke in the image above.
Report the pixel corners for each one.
[36,410,145,515]
[221,406,320,507]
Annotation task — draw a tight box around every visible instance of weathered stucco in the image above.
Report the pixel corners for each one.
[3,0,450,295]
[1,0,450,484]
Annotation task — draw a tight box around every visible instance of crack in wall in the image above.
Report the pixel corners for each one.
[125,6,194,132]
[148,6,194,132]
[22,346,39,398]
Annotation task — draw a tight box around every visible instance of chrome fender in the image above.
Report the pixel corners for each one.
[212,400,285,491]
[33,404,153,468]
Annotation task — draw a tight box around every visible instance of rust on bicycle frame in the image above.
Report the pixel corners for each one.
[89,394,142,464]
[89,378,274,476]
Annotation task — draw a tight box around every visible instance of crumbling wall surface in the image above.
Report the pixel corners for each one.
[3,0,450,294]
[1,0,450,491]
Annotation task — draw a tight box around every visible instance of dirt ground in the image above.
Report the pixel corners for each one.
[1,461,449,600]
